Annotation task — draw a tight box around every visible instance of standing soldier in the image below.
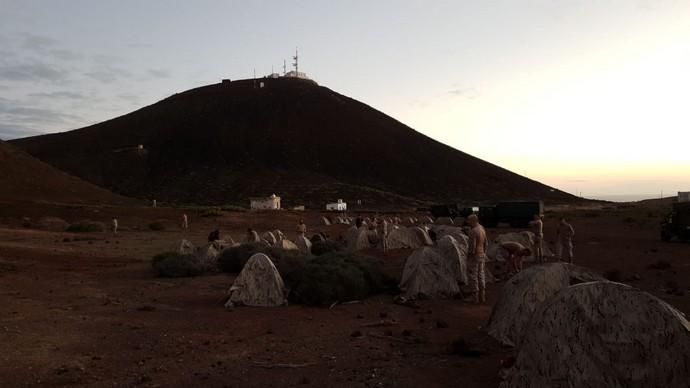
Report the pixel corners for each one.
[112,218,118,235]
[181,214,189,232]
[297,219,307,237]
[556,217,575,263]
[467,214,488,303]
[529,214,545,263]
[381,218,389,252]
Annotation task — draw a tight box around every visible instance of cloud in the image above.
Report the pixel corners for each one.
[0,61,67,82]
[84,66,132,83]
[28,91,86,100]
[448,87,480,99]
[0,97,81,139]
[146,68,171,79]
[22,34,57,51]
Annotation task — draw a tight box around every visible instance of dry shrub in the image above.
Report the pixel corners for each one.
[67,221,105,233]
[148,221,165,231]
[152,252,202,277]
[289,253,395,306]
[311,240,343,256]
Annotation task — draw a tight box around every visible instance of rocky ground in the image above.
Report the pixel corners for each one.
[1,199,688,387]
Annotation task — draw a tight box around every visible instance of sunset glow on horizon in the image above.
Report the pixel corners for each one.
[1,1,688,200]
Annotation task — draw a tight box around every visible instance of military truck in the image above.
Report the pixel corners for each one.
[430,200,542,228]
[661,202,690,242]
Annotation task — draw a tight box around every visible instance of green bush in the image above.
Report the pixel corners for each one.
[200,207,222,217]
[289,253,395,306]
[149,221,165,231]
[220,204,247,212]
[67,221,105,233]
[152,252,202,277]
[311,240,343,256]
[218,243,268,273]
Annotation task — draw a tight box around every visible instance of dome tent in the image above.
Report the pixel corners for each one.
[486,262,604,347]
[225,253,287,308]
[399,247,460,299]
[501,281,690,388]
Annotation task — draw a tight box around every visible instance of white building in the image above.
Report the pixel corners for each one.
[250,194,281,210]
[285,70,309,79]
[679,192,690,203]
[326,199,347,211]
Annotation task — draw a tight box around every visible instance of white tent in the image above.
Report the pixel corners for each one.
[175,239,195,255]
[262,231,277,246]
[436,235,468,285]
[486,263,605,347]
[501,281,690,388]
[322,216,331,226]
[431,225,468,249]
[347,226,377,251]
[435,217,454,225]
[225,253,287,308]
[386,226,424,250]
[412,226,434,246]
[295,235,312,255]
[275,238,299,251]
[399,247,460,299]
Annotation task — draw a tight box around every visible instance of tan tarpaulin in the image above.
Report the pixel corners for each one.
[435,217,454,225]
[176,239,195,255]
[486,263,604,347]
[225,253,287,308]
[431,225,468,249]
[399,247,460,299]
[412,226,433,246]
[347,226,376,251]
[295,235,312,255]
[386,226,424,250]
[437,235,468,285]
[262,231,277,246]
[275,238,299,251]
[501,281,690,388]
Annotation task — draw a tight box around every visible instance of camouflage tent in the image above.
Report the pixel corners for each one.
[501,281,690,388]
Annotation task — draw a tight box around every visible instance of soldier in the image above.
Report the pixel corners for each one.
[467,214,488,303]
[181,214,189,232]
[556,217,575,263]
[297,219,307,237]
[112,218,118,235]
[499,241,531,275]
[381,218,389,252]
[529,214,545,263]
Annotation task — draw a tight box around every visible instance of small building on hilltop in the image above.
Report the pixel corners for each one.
[326,199,347,211]
[250,194,281,210]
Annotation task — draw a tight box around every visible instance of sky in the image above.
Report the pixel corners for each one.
[0,0,688,200]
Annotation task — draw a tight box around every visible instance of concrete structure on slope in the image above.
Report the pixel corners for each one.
[250,194,281,210]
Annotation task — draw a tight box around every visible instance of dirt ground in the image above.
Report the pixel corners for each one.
[1,200,688,387]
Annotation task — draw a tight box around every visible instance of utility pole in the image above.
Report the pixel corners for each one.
[283,59,286,76]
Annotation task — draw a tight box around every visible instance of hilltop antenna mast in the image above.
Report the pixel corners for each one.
[283,59,286,76]
[292,47,299,75]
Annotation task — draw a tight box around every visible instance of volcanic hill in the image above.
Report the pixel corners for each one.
[11,78,575,207]
[0,140,132,204]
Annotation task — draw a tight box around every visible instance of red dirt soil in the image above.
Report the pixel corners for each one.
[1,200,688,387]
